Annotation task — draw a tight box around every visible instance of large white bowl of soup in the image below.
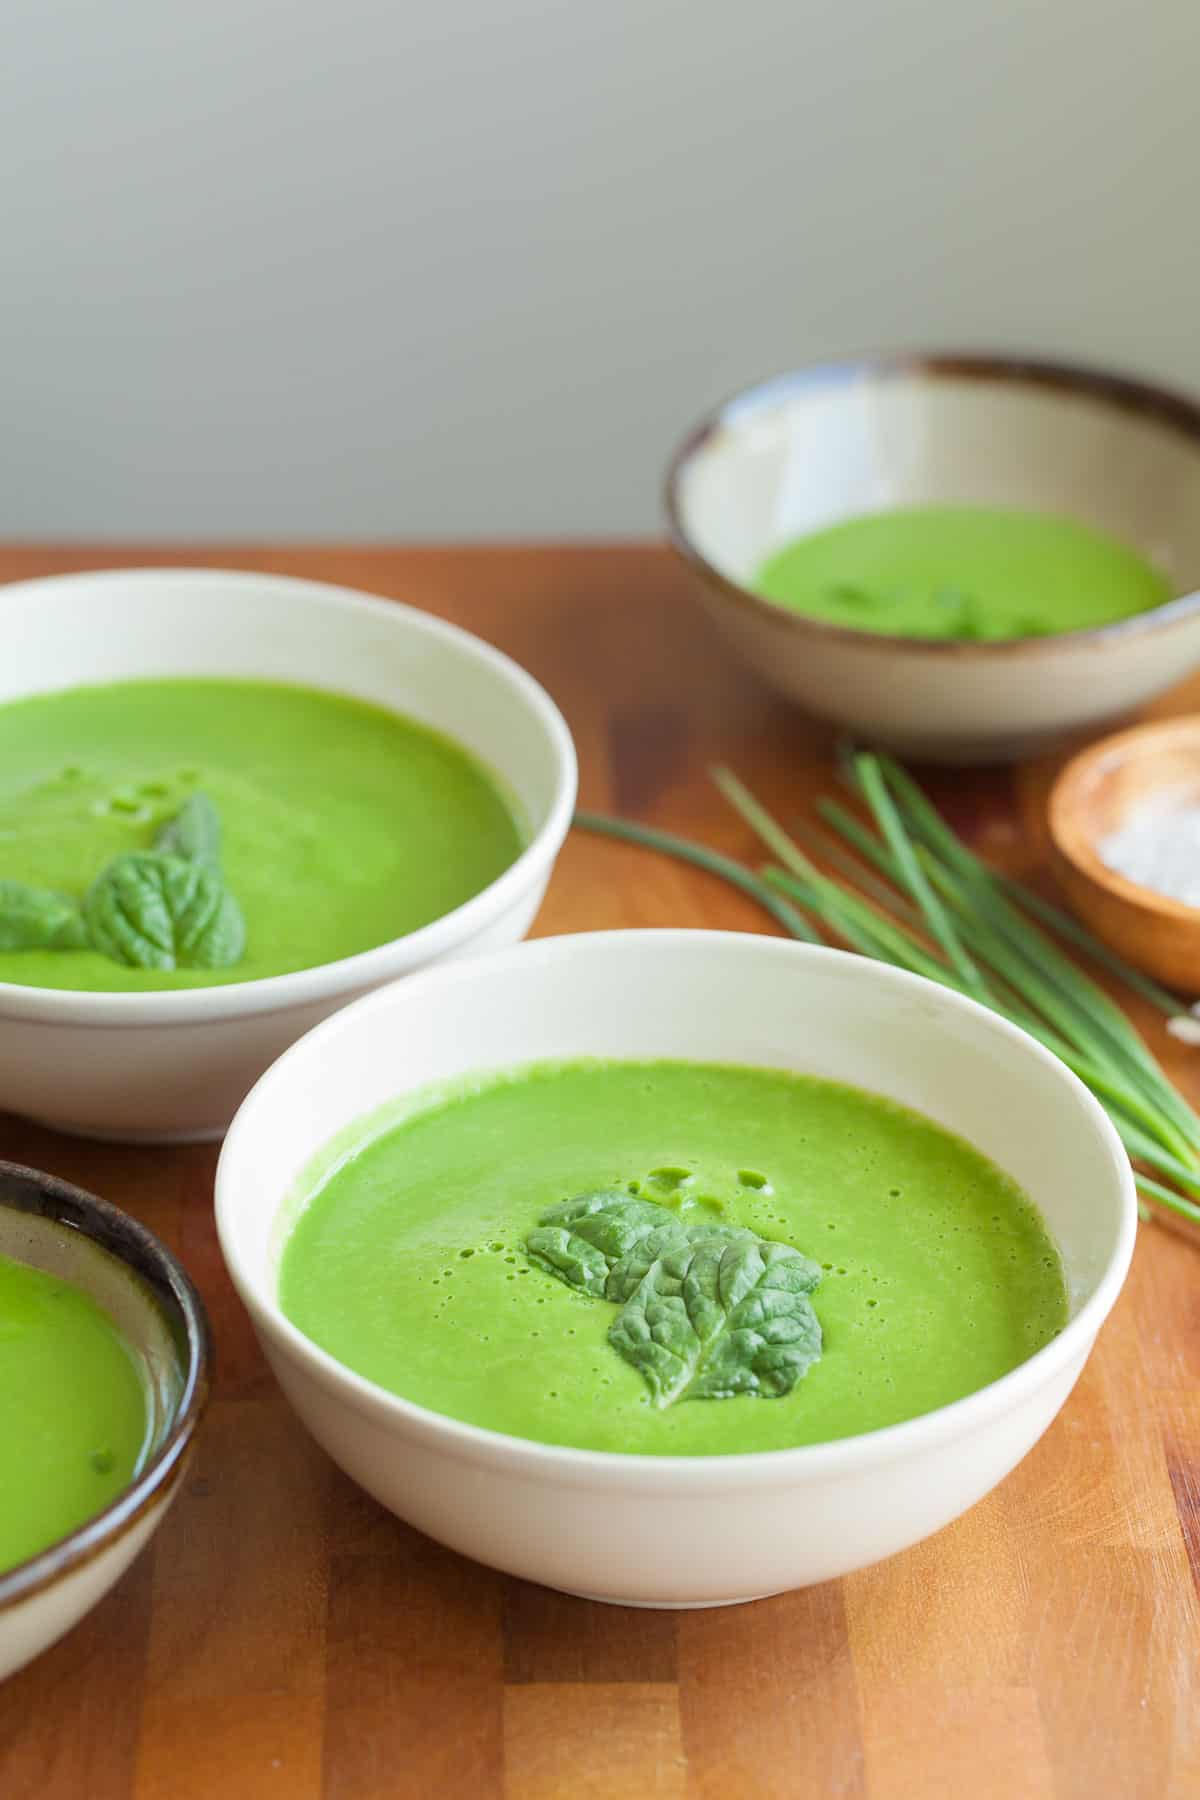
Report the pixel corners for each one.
[215,930,1136,1609]
[0,568,576,1141]
[666,353,1200,762]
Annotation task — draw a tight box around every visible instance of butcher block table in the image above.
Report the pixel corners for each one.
[1,545,1198,1800]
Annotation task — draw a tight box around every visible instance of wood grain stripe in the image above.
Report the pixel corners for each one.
[504,1683,685,1800]
[678,1583,864,1799]
[175,1151,264,1401]
[132,1401,329,1800]
[0,1553,154,1800]
[1169,1448,1200,1598]
[845,1489,1030,1687]
[1023,1543,1197,1800]
[1163,1390,1200,1606]
[610,702,691,820]
[321,1535,505,1800]
[1133,1232,1200,1392]
[504,1585,677,1685]
[862,1686,1053,1800]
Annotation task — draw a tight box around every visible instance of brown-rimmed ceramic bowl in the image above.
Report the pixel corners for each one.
[665,353,1200,763]
[0,1163,210,1679]
[1048,715,1200,995]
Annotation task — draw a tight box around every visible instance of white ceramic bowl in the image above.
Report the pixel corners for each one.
[666,353,1200,762]
[0,1162,210,1679]
[0,568,576,1141]
[215,930,1136,1609]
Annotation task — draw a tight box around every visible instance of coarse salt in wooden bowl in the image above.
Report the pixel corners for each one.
[1048,716,1200,995]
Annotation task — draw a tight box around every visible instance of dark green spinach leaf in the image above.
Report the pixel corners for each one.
[609,1232,822,1406]
[0,880,89,951]
[153,791,222,864]
[84,851,245,970]
[524,1190,823,1407]
[527,1190,691,1297]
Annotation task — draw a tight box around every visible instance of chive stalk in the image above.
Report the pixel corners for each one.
[818,792,1200,1159]
[853,754,989,1001]
[571,810,823,944]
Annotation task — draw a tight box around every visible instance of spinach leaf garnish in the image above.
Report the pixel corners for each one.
[0,880,89,951]
[84,851,245,970]
[153,791,222,864]
[611,1232,823,1405]
[527,1191,695,1298]
[525,1191,823,1408]
[0,790,246,971]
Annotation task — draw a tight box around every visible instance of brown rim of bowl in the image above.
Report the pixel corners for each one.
[663,348,1200,659]
[1048,715,1200,924]
[0,1162,212,1610]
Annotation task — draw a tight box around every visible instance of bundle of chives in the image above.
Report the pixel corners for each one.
[574,755,1200,1229]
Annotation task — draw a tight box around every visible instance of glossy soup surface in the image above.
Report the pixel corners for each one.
[754,505,1170,640]
[279,1060,1068,1456]
[0,677,524,991]
[0,1251,148,1572]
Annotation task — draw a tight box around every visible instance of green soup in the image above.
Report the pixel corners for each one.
[0,1252,148,1571]
[753,504,1170,640]
[0,677,524,992]
[279,1060,1068,1456]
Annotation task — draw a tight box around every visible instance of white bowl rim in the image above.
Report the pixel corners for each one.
[0,567,578,1024]
[215,927,1138,1490]
[663,348,1200,658]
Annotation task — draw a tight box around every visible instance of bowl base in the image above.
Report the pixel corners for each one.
[559,1587,779,1610]
[28,1116,227,1146]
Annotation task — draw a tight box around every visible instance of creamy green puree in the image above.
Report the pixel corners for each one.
[279,1061,1068,1456]
[0,678,523,991]
[754,504,1170,640]
[0,1253,148,1571]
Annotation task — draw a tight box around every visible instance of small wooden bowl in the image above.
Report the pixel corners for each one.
[1048,716,1200,994]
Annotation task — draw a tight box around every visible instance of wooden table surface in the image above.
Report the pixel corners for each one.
[1,545,1198,1799]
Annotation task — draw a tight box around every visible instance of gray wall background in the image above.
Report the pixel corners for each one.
[2,0,1196,539]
